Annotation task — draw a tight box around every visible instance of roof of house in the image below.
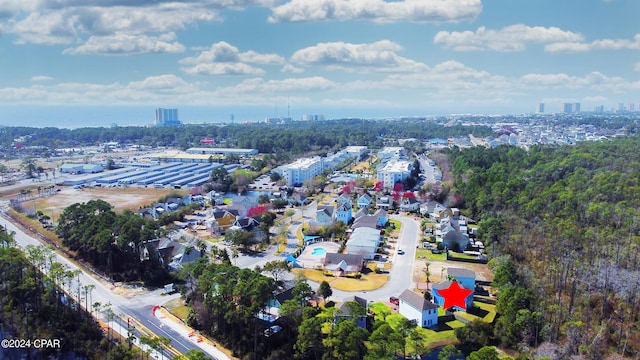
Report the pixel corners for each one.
[432,280,453,290]
[373,209,387,218]
[213,210,235,219]
[447,267,476,279]
[354,208,368,219]
[346,227,381,247]
[274,287,295,304]
[358,193,372,202]
[317,205,334,217]
[443,228,468,242]
[338,296,368,316]
[352,215,379,229]
[399,289,438,311]
[324,253,364,267]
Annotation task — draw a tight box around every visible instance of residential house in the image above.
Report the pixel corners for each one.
[288,192,309,207]
[354,208,368,220]
[398,289,438,328]
[446,268,476,291]
[373,209,388,227]
[345,227,381,260]
[351,215,379,230]
[140,238,202,271]
[232,217,260,231]
[431,280,474,313]
[436,223,469,251]
[323,253,364,277]
[206,209,237,234]
[334,195,353,224]
[376,196,392,210]
[399,196,420,212]
[316,206,335,225]
[337,296,369,328]
[357,193,373,209]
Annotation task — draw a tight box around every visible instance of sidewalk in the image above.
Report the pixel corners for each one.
[152,305,232,360]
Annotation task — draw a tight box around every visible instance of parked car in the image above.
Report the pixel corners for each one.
[390,296,399,305]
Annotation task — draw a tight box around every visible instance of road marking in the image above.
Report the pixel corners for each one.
[124,315,182,358]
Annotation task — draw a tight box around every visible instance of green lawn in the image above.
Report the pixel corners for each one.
[416,248,446,261]
[368,302,461,351]
[389,219,402,231]
[164,298,190,321]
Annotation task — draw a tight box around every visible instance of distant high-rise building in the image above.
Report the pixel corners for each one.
[155,108,181,126]
[617,103,626,112]
[594,105,604,113]
[563,103,573,113]
[302,114,325,121]
[628,103,635,111]
[536,103,545,113]
[573,103,580,113]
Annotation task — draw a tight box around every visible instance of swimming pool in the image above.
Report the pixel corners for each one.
[311,248,327,256]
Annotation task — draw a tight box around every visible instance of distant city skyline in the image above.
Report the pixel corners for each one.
[1,1,639,127]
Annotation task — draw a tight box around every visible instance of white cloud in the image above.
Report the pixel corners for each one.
[320,97,394,107]
[31,76,54,82]
[281,63,305,73]
[0,74,203,105]
[291,40,428,72]
[2,2,221,51]
[545,34,640,52]
[183,63,266,76]
[434,24,584,51]
[635,62,640,72]
[179,42,285,75]
[226,76,336,94]
[63,32,186,55]
[269,0,481,23]
[519,71,638,92]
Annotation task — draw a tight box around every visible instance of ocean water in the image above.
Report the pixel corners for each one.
[0,105,412,129]
[0,105,271,129]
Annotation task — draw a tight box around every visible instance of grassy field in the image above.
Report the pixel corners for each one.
[292,268,389,291]
[20,186,181,220]
[164,298,190,322]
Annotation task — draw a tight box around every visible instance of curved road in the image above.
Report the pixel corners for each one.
[327,214,422,302]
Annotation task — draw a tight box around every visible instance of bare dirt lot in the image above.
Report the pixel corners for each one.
[21,186,181,218]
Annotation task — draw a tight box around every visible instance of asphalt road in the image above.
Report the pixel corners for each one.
[328,215,421,303]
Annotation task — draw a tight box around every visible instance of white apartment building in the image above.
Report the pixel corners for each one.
[377,159,412,189]
[275,157,324,186]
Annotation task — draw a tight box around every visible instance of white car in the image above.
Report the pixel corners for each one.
[397,249,405,255]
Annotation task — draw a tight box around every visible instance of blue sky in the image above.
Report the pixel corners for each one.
[0,0,639,127]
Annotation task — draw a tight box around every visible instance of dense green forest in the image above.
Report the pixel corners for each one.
[0,119,493,155]
[447,136,640,358]
[54,199,168,284]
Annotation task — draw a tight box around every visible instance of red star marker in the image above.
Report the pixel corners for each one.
[438,280,473,310]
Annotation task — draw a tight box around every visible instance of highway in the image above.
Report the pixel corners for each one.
[0,209,228,360]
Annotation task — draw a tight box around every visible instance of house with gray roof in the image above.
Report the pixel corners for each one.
[345,227,381,260]
[398,289,438,328]
[323,253,364,277]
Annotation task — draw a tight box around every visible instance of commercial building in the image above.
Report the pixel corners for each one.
[186,148,259,156]
[155,108,182,127]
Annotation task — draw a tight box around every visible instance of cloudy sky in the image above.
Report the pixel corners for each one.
[1,0,639,127]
